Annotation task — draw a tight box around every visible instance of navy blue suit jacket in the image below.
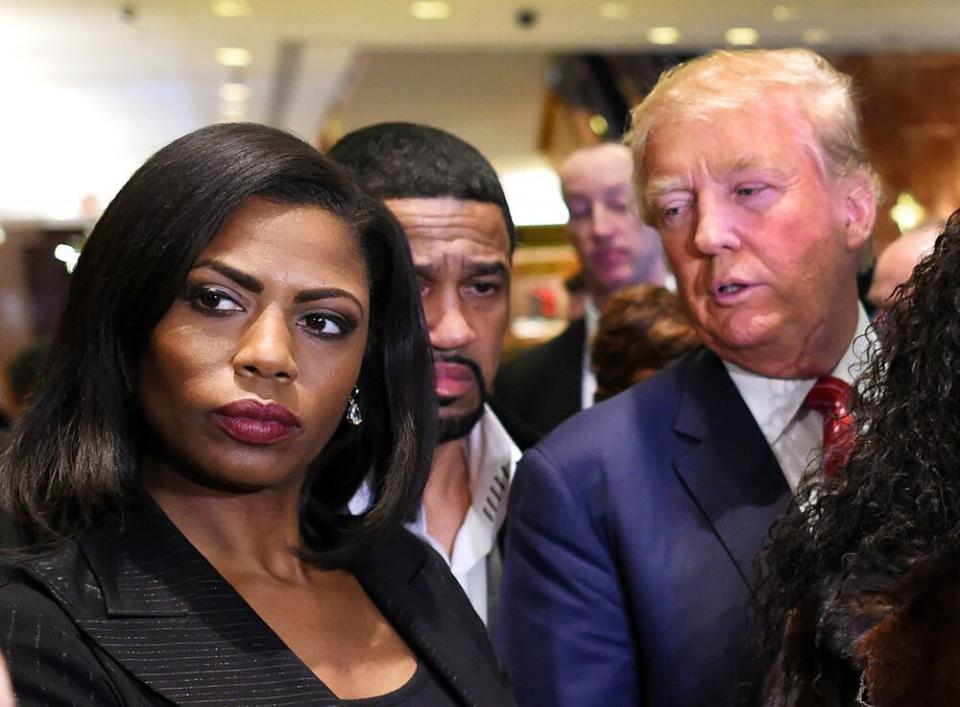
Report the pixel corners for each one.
[496,347,790,706]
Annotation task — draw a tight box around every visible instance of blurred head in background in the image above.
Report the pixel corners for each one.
[591,285,699,401]
[560,143,665,310]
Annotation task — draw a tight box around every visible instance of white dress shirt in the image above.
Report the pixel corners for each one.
[580,299,600,410]
[348,404,521,625]
[723,304,873,492]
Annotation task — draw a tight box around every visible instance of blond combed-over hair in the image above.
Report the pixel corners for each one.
[625,48,880,214]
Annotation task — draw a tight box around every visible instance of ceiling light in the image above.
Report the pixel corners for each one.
[771,4,795,22]
[589,114,610,136]
[211,0,251,18]
[215,47,252,68]
[647,26,680,45]
[219,82,250,102]
[411,0,451,20]
[54,243,81,273]
[725,27,759,46]
[600,2,630,20]
[891,192,925,233]
[803,28,832,45]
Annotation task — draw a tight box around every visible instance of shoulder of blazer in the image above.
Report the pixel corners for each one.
[356,527,517,706]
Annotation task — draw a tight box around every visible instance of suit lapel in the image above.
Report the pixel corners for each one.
[356,528,512,707]
[671,349,790,592]
[61,493,337,706]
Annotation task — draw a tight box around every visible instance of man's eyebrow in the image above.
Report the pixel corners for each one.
[192,259,262,293]
[413,263,436,278]
[466,262,509,278]
[644,177,686,201]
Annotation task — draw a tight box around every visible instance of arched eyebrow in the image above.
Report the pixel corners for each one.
[194,259,262,292]
[192,258,365,311]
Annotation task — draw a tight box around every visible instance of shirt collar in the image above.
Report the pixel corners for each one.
[723,303,872,447]
[584,297,600,341]
[460,403,522,537]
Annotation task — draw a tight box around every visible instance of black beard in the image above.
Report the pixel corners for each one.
[435,355,486,443]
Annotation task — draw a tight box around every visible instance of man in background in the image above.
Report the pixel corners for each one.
[498,49,878,705]
[331,123,536,635]
[867,221,942,309]
[494,143,665,434]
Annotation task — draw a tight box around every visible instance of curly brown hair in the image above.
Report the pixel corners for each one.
[591,285,699,401]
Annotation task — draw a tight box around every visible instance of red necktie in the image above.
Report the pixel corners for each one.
[803,376,855,477]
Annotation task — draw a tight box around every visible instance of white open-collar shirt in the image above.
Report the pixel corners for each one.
[723,304,873,493]
[348,404,520,625]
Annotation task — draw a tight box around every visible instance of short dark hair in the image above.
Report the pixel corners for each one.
[327,122,517,252]
[0,123,436,567]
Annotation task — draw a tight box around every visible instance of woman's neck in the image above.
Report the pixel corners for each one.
[140,456,308,582]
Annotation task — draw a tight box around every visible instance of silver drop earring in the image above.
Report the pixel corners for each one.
[346,386,362,426]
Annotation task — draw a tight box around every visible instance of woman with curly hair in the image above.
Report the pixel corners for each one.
[590,285,699,402]
[759,209,960,706]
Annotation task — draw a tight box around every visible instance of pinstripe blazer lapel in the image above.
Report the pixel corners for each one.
[30,493,512,706]
[63,494,340,706]
[356,530,516,707]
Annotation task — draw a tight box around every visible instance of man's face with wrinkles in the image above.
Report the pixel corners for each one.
[385,197,511,442]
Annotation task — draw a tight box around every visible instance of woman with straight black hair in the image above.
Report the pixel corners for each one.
[0,123,514,706]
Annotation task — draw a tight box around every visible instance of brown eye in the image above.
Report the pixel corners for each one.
[300,312,351,339]
[187,286,243,313]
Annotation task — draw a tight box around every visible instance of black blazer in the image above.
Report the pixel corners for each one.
[0,492,515,706]
[493,318,586,436]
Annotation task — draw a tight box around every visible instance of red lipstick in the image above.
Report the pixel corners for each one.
[212,400,301,445]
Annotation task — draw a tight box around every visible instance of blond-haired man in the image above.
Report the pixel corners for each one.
[498,49,877,706]
[494,144,665,433]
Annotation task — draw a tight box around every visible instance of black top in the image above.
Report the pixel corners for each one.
[345,662,458,706]
[0,490,515,706]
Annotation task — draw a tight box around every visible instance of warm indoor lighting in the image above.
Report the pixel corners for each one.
[647,26,680,45]
[219,104,248,123]
[498,163,568,227]
[600,2,630,20]
[0,225,6,246]
[771,4,795,22]
[219,82,249,102]
[54,243,81,273]
[410,0,451,20]
[214,47,252,67]
[890,192,926,233]
[588,114,610,136]
[211,0,251,18]
[725,27,759,46]
[803,28,832,45]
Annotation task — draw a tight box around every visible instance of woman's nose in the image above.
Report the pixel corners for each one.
[233,307,298,383]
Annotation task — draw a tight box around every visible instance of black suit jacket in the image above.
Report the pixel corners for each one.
[0,492,515,706]
[493,317,586,436]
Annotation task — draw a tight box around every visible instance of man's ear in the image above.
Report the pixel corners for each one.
[842,174,878,252]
